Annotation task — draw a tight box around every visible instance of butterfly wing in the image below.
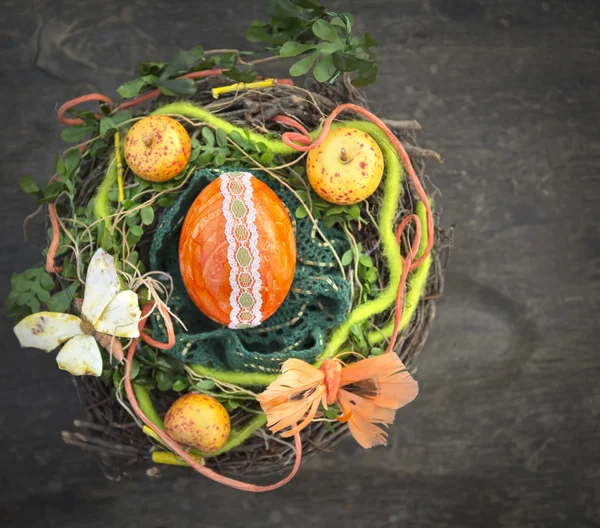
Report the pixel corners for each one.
[257,359,326,438]
[340,353,418,409]
[81,249,121,325]
[337,353,418,449]
[94,290,141,338]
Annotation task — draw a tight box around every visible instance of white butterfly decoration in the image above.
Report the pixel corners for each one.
[13,248,141,376]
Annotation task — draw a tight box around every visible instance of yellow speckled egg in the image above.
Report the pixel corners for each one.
[306,127,384,205]
[164,393,230,453]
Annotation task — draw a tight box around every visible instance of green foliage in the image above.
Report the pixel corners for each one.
[247,1,378,86]
[6,267,80,320]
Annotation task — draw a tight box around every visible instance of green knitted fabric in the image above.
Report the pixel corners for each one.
[149,167,351,373]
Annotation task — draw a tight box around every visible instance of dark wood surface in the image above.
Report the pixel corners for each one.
[1,0,599,526]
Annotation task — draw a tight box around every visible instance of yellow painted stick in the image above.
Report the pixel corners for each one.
[113,131,125,202]
[212,79,275,99]
[152,451,205,467]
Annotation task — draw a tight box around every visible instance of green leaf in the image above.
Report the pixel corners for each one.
[161,48,198,79]
[129,358,140,380]
[341,249,354,266]
[136,60,166,77]
[40,273,54,290]
[172,380,187,392]
[325,206,346,216]
[27,298,41,313]
[154,78,196,97]
[313,55,337,82]
[289,52,318,77]
[140,207,155,226]
[280,42,316,57]
[224,66,257,83]
[352,62,379,87]
[295,205,308,219]
[20,176,41,195]
[61,125,94,143]
[111,109,132,126]
[348,205,361,219]
[117,78,147,98]
[246,20,270,43]
[201,128,215,147]
[359,254,373,268]
[215,129,228,148]
[189,45,204,59]
[369,347,385,357]
[312,19,339,42]
[64,149,81,175]
[195,379,216,391]
[130,225,144,238]
[214,151,226,166]
[317,40,345,55]
[156,370,173,392]
[158,196,177,207]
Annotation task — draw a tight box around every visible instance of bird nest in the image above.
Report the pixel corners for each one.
[50,74,449,479]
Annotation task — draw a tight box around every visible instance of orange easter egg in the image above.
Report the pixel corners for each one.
[179,171,296,329]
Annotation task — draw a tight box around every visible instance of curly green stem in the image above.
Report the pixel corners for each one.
[134,384,165,431]
[316,121,404,362]
[367,200,432,345]
[190,364,278,387]
[151,102,298,155]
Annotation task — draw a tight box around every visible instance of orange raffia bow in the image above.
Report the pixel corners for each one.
[258,354,418,448]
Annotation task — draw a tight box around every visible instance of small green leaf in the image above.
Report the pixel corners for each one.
[154,78,196,97]
[19,176,41,195]
[111,109,133,126]
[64,149,82,175]
[280,42,316,57]
[161,48,198,79]
[370,347,385,357]
[40,273,54,290]
[317,40,345,55]
[289,52,317,76]
[172,380,187,392]
[195,379,216,391]
[215,129,228,148]
[99,117,116,137]
[312,19,339,42]
[341,249,354,266]
[224,66,257,83]
[189,45,204,59]
[314,55,337,82]
[246,20,271,42]
[117,78,146,98]
[140,207,155,226]
[202,128,215,147]
[158,196,177,207]
[352,62,379,87]
[129,358,140,380]
[359,254,373,268]
[325,206,346,216]
[214,151,226,166]
[295,205,308,219]
[130,225,144,238]
[61,125,94,143]
[156,370,173,392]
[27,298,41,313]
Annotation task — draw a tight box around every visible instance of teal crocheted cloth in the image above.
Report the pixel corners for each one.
[149,167,351,373]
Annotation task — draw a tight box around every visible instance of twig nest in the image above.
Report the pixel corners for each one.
[124,115,191,182]
[179,171,296,329]
[307,127,384,205]
[164,393,230,453]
